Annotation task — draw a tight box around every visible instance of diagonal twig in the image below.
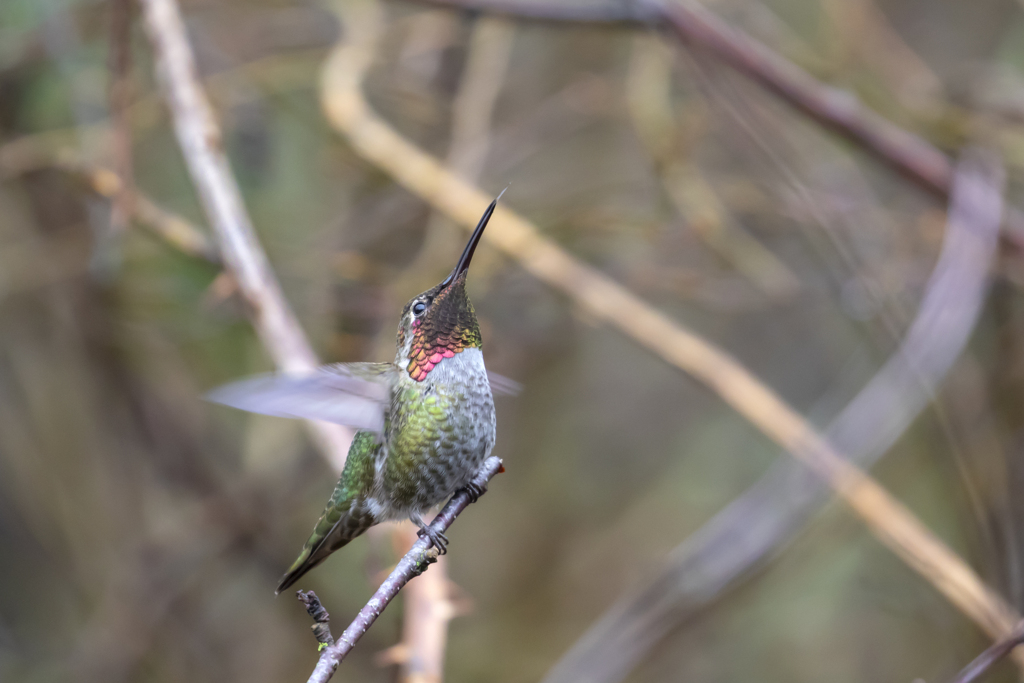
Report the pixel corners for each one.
[406,0,948,190]
[650,0,951,195]
[305,457,503,683]
[950,621,1024,683]
[319,0,1024,670]
[0,141,223,264]
[139,0,354,469]
[625,35,800,300]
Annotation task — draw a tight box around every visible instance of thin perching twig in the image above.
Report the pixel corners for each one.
[305,457,503,683]
[950,621,1024,683]
[319,0,1024,666]
[139,0,353,469]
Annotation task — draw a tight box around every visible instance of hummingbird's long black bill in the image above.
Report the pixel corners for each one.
[440,196,499,288]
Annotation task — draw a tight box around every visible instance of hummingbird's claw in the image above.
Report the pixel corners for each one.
[461,481,487,503]
[417,525,449,554]
[411,514,450,554]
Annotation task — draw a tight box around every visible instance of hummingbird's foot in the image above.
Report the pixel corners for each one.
[411,515,449,554]
[418,526,449,554]
[461,480,487,504]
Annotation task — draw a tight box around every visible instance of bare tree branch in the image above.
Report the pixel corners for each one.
[319,0,1023,671]
[139,0,353,469]
[107,0,135,236]
[405,0,647,24]
[403,0,1024,252]
[651,0,951,195]
[625,35,800,300]
[950,621,1024,683]
[405,0,948,189]
[543,149,1014,683]
[0,140,223,264]
[395,522,458,683]
[305,457,503,683]
[298,591,336,650]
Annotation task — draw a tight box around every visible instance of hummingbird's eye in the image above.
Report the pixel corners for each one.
[412,301,427,316]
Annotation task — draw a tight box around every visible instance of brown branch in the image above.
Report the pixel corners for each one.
[395,522,457,683]
[298,591,336,650]
[625,35,800,300]
[131,192,222,264]
[411,0,947,187]
[0,136,222,264]
[950,621,1024,683]
[305,457,503,683]
[651,0,951,194]
[139,0,353,469]
[403,0,1024,251]
[542,149,1014,683]
[319,0,1023,669]
[108,0,135,235]
[403,0,647,24]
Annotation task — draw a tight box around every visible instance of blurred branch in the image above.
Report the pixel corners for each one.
[626,35,800,300]
[405,0,1024,251]
[131,191,222,263]
[0,137,221,264]
[650,0,950,193]
[305,457,503,683]
[404,0,646,24]
[543,150,1013,683]
[386,15,516,323]
[444,17,516,182]
[319,0,1023,669]
[821,0,944,115]
[950,621,1024,683]
[74,159,221,264]
[396,525,459,683]
[139,0,353,469]
[107,0,135,235]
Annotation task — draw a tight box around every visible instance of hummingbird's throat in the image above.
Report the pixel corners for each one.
[407,324,463,381]
[406,316,482,381]
[403,271,482,382]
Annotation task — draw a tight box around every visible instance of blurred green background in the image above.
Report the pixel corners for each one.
[3,0,1024,681]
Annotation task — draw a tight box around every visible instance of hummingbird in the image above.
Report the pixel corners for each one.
[210,199,510,594]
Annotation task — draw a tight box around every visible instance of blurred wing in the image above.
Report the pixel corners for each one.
[207,363,397,433]
[487,371,522,397]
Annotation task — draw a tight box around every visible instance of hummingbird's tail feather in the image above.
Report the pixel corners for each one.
[275,498,377,594]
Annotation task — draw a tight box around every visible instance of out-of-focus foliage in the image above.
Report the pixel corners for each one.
[3,0,1024,682]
